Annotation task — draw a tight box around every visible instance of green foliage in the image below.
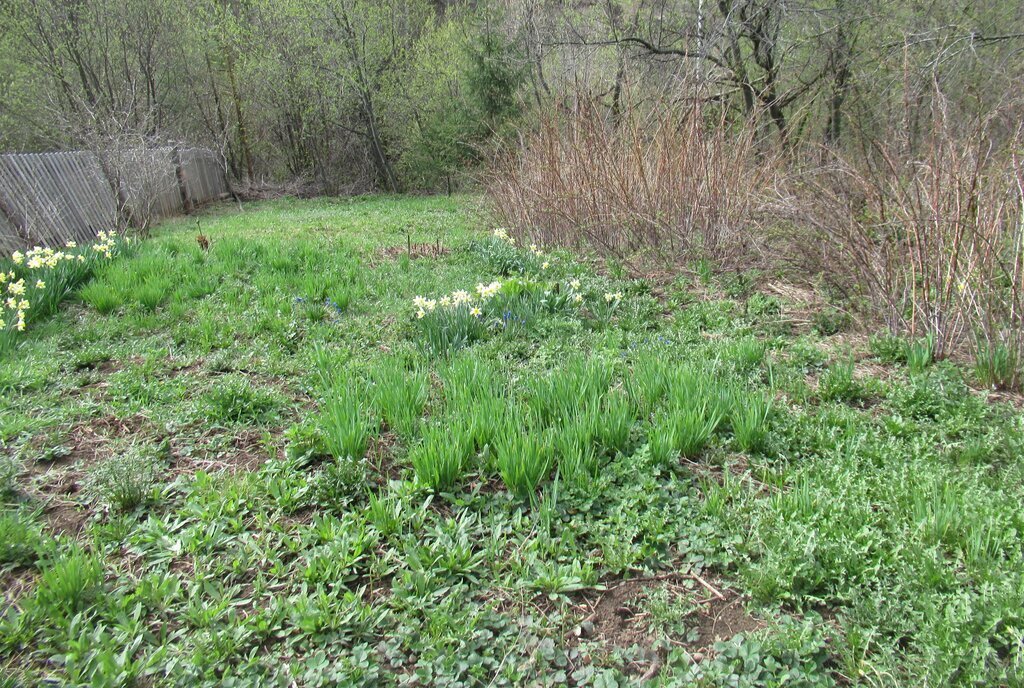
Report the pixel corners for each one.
[726,336,766,371]
[494,414,552,503]
[464,29,525,125]
[0,510,52,566]
[731,391,773,453]
[974,341,1019,391]
[32,551,104,618]
[907,334,935,373]
[202,375,282,425]
[78,279,124,314]
[319,380,378,460]
[85,445,165,512]
[414,302,487,357]
[811,306,851,336]
[0,197,1020,686]
[371,362,429,437]
[869,332,908,364]
[310,456,370,511]
[0,454,19,498]
[818,359,864,403]
[409,422,473,492]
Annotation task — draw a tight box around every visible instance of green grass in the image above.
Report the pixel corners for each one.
[1,195,1023,686]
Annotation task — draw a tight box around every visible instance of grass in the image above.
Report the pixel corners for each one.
[1,195,1023,686]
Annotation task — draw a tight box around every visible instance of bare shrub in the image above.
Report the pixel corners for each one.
[484,99,769,268]
[794,101,1024,370]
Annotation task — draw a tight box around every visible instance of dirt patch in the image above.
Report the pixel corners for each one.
[0,567,39,613]
[379,243,450,261]
[169,427,279,477]
[575,574,764,662]
[44,501,91,538]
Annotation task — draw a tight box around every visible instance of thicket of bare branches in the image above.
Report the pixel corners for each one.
[792,101,1024,369]
[486,98,769,269]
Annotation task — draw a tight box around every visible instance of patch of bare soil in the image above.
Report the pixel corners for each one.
[170,427,276,477]
[573,574,764,680]
[43,501,90,538]
[0,567,39,614]
[379,242,450,261]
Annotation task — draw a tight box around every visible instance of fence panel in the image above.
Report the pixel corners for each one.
[0,148,227,252]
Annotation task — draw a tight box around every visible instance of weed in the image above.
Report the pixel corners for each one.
[310,456,369,510]
[974,341,1019,390]
[0,510,52,566]
[727,336,766,371]
[202,375,282,425]
[869,333,907,364]
[0,455,19,498]
[494,415,553,503]
[409,422,473,492]
[86,445,165,512]
[78,280,124,314]
[731,391,773,453]
[818,359,864,403]
[320,381,378,459]
[812,306,851,335]
[32,550,104,618]
[595,390,634,455]
[372,363,429,438]
[907,335,935,373]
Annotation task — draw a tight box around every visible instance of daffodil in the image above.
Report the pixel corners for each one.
[573,293,583,303]
[470,306,482,317]
[569,279,581,290]
[542,261,550,270]
[35,280,45,289]
[416,308,426,319]
[11,251,24,264]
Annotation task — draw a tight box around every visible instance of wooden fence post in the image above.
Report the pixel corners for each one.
[173,146,194,214]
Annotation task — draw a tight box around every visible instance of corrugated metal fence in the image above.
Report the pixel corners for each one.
[0,148,227,253]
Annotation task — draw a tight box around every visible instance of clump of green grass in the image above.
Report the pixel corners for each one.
[78,279,124,314]
[409,423,473,492]
[906,335,935,374]
[527,356,612,425]
[869,333,908,364]
[818,359,864,403]
[595,390,634,455]
[32,550,105,618]
[136,276,173,312]
[0,510,52,566]
[726,337,766,371]
[627,353,673,419]
[730,391,773,453]
[552,416,599,486]
[319,381,378,460]
[974,341,1019,391]
[494,415,553,503]
[414,305,487,357]
[811,306,851,335]
[372,363,429,437]
[85,445,165,512]
[649,399,724,464]
[203,375,282,425]
[0,454,20,498]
